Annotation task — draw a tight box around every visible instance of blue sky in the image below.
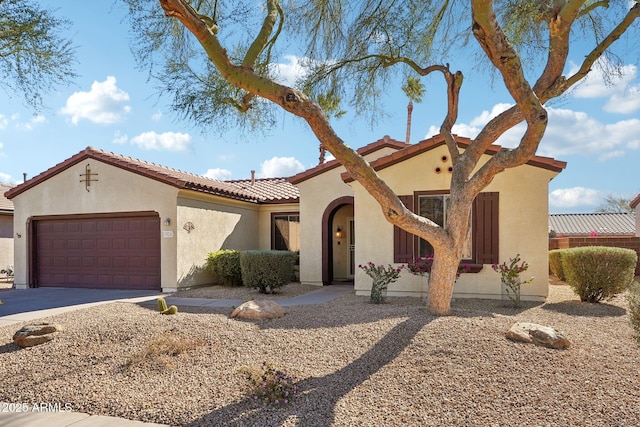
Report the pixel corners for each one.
[0,1,639,214]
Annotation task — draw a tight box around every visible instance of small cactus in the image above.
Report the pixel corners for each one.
[162,305,178,315]
[157,298,177,315]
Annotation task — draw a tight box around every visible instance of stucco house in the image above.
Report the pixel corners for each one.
[5,147,299,291]
[291,134,566,301]
[6,134,566,301]
[0,182,14,276]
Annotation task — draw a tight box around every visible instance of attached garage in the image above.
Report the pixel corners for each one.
[32,212,161,290]
[5,146,300,292]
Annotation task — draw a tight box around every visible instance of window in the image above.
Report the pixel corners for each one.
[393,192,498,267]
[417,194,472,259]
[271,213,300,251]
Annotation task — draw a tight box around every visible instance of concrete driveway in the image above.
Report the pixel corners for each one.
[0,287,162,327]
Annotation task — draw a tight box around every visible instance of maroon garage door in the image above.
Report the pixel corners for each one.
[33,213,161,290]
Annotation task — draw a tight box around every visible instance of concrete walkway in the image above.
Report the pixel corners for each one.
[0,284,353,426]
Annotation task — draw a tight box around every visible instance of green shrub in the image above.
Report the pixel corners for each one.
[628,282,640,343]
[562,246,637,303]
[206,250,243,287]
[548,249,566,280]
[240,250,296,293]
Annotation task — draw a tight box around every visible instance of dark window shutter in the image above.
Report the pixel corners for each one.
[473,192,499,265]
[393,195,415,263]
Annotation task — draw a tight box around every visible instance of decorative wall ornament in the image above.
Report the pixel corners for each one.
[183,222,195,233]
[79,164,98,192]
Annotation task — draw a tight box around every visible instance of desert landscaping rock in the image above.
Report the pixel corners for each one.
[12,322,63,348]
[506,321,571,349]
[230,299,285,320]
[0,284,638,426]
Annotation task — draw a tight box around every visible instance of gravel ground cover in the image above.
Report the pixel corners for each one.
[0,283,639,426]
[172,283,321,300]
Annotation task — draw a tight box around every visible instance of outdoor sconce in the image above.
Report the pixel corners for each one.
[164,218,171,226]
[335,226,343,239]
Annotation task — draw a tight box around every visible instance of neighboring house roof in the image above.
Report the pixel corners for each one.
[289,135,408,184]
[341,134,567,183]
[0,183,15,213]
[631,194,640,209]
[549,212,636,236]
[4,147,299,204]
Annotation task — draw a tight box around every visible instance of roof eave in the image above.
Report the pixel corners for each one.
[4,147,192,200]
[289,136,407,185]
[341,134,567,183]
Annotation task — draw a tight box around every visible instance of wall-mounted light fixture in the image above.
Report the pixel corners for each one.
[164,218,171,226]
[335,226,343,239]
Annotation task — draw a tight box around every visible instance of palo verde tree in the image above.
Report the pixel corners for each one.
[0,0,77,109]
[123,0,639,315]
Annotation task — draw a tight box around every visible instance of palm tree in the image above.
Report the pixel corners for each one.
[401,77,426,144]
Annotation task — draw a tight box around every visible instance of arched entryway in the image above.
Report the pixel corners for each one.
[321,196,354,285]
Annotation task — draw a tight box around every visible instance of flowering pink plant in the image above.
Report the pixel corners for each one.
[491,254,533,285]
[492,254,533,307]
[407,255,471,279]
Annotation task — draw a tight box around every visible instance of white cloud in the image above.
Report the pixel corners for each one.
[151,111,163,121]
[203,168,233,181]
[0,172,11,183]
[538,110,640,159]
[112,131,128,145]
[216,153,236,162]
[569,59,640,114]
[549,187,603,209]
[427,103,640,161]
[603,86,640,114]
[598,150,625,162]
[130,131,191,152]
[270,55,309,87]
[258,156,305,178]
[15,114,46,130]
[0,114,8,130]
[426,104,524,149]
[469,103,513,127]
[60,76,132,125]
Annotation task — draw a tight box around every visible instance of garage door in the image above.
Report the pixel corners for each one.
[33,213,161,290]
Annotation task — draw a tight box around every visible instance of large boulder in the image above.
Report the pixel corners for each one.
[13,322,64,348]
[506,322,571,349]
[230,300,285,320]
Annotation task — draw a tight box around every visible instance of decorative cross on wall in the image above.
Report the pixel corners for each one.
[79,164,98,192]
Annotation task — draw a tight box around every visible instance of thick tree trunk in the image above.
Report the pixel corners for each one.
[426,247,460,315]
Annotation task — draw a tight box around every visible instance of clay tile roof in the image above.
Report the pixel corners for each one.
[223,177,300,203]
[0,182,15,213]
[289,135,408,184]
[341,134,567,183]
[548,212,636,236]
[631,194,640,209]
[4,147,299,204]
